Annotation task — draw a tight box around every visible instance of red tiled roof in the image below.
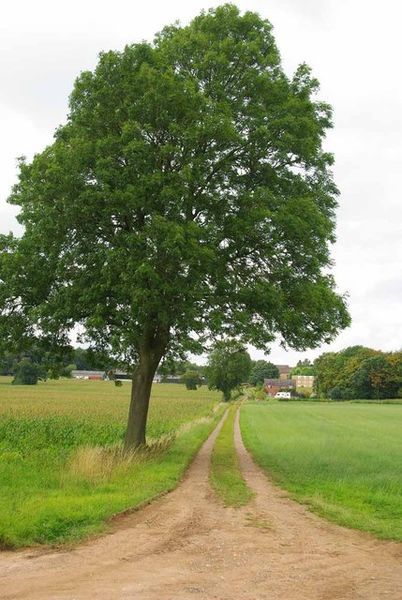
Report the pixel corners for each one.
[264,378,295,387]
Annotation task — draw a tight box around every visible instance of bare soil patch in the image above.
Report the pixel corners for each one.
[1,408,401,599]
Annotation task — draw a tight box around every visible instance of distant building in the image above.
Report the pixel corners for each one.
[71,370,106,380]
[276,365,291,381]
[114,372,131,381]
[264,378,295,397]
[292,375,315,389]
[161,375,183,384]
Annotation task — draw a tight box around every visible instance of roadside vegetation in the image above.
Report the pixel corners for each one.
[314,346,402,400]
[210,403,254,507]
[0,378,221,548]
[241,402,402,540]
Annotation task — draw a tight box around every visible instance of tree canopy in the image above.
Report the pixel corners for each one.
[314,347,402,399]
[206,340,252,401]
[0,4,349,446]
[12,359,46,385]
[181,369,203,390]
[249,360,279,385]
[291,366,315,375]
[0,345,112,378]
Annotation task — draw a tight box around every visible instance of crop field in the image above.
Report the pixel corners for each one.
[0,378,221,548]
[241,401,402,541]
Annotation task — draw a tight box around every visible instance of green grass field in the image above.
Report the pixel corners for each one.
[0,378,221,548]
[241,401,402,541]
[210,404,254,507]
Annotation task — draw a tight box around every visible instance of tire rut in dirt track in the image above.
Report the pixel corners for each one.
[1,406,402,599]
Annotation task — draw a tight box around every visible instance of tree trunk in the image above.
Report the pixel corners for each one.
[124,350,161,450]
[223,388,231,402]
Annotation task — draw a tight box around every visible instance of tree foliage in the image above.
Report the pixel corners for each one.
[314,347,402,399]
[0,351,17,376]
[72,348,113,372]
[249,360,279,385]
[0,345,111,377]
[291,364,315,376]
[181,369,203,390]
[290,359,315,376]
[12,359,46,385]
[206,340,251,401]
[0,4,349,446]
[157,358,204,378]
[0,343,71,378]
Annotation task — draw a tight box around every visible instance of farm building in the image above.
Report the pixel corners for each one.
[114,372,131,381]
[276,365,291,381]
[71,370,106,380]
[292,374,315,389]
[110,373,180,383]
[161,375,183,384]
[264,378,295,397]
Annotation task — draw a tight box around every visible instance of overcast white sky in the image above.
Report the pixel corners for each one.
[1,0,401,365]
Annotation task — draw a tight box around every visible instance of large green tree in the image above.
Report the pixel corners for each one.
[181,369,203,390]
[0,5,349,447]
[12,359,46,385]
[314,347,402,399]
[314,346,376,397]
[206,341,252,401]
[249,360,279,385]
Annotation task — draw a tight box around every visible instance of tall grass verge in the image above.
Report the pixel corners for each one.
[0,412,223,548]
[0,379,222,548]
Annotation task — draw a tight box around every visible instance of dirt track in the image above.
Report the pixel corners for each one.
[1,409,402,599]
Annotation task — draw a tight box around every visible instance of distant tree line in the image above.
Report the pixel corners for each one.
[290,359,315,376]
[248,360,279,385]
[314,346,402,400]
[163,350,281,398]
[0,346,114,385]
[1,338,290,395]
[7,339,400,400]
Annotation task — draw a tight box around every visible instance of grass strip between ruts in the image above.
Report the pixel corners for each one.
[210,403,254,507]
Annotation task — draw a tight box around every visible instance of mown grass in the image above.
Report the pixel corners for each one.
[0,378,221,548]
[241,401,402,541]
[210,404,254,507]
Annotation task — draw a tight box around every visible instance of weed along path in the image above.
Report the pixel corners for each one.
[1,408,402,599]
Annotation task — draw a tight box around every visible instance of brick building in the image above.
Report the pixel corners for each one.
[276,365,291,381]
[291,374,315,389]
[264,378,295,397]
